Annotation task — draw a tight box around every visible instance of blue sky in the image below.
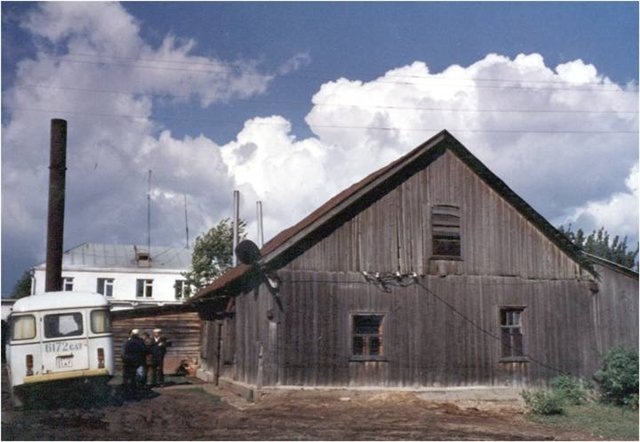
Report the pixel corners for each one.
[1,2,638,294]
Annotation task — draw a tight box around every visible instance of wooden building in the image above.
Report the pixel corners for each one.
[189,131,638,393]
[111,304,201,374]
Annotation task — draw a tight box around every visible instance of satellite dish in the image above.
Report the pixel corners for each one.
[235,239,261,265]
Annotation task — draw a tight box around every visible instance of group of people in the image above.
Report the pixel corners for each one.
[121,327,171,398]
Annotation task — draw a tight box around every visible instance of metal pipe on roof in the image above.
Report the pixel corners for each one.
[257,201,264,248]
[232,190,240,267]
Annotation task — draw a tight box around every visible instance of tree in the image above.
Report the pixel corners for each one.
[181,218,246,298]
[11,270,32,299]
[559,225,639,270]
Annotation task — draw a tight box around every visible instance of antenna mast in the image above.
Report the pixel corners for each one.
[184,194,190,249]
[147,170,152,254]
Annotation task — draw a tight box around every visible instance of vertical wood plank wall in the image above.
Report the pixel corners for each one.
[287,151,582,279]
[112,310,201,374]
[203,149,638,388]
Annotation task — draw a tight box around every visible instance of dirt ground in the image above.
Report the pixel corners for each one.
[1,370,601,441]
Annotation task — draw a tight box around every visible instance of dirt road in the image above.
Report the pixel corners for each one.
[2,372,598,440]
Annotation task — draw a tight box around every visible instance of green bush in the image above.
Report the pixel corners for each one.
[521,389,565,415]
[551,374,588,405]
[593,348,639,408]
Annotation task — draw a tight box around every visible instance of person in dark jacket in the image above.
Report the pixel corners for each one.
[150,328,170,386]
[122,329,147,398]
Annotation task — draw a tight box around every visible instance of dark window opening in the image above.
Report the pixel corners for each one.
[432,205,461,258]
[352,314,384,359]
[500,308,524,359]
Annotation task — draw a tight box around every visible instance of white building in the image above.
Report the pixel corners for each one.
[31,243,192,310]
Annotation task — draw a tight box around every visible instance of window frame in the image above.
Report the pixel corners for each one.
[174,279,188,300]
[90,309,112,334]
[499,306,528,362]
[136,279,154,298]
[43,312,84,339]
[350,313,386,362]
[431,204,462,260]
[11,314,37,341]
[96,278,114,297]
[62,277,74,292]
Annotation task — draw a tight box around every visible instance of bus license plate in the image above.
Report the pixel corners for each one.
[56,356,73,368]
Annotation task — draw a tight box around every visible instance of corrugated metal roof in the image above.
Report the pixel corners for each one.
[34,243,192,270]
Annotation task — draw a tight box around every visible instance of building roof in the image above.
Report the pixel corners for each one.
[190,130,593,303]
[11,291,109,313]
[34,243,192,271]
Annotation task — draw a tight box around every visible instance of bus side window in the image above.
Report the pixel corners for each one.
[90,310,111,334]
[11,315,36,340]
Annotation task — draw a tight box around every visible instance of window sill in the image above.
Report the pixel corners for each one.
[349,356,388,363]
[499,357,529,363]
[429,255,463,261]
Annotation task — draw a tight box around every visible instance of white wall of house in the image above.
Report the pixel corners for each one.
[32,267,188,305]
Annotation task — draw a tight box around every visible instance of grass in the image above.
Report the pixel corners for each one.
[528,402,639,440]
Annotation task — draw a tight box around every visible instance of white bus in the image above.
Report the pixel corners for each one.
[6,291,114,407]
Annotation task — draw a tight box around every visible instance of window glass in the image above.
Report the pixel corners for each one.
[11,315,36,340]
[500,308,524,358]
[44,313,83,338]
[432,205,461,258]
[352,314,384,358]
[63,277,74,291]
[90,310,111,334]
[136,279,153,298]
[97,278,114,297]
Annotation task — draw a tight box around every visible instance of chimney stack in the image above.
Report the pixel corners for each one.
[45,119,67,292]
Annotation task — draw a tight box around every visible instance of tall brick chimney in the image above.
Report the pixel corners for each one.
[45,119,67,292]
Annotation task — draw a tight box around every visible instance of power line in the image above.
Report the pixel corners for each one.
[284,275,568,375]
[3,106,637,135]
[36,55,638,93]
[11,83,639,115]
[52,52,640,92]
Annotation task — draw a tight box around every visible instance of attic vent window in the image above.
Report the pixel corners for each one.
[134,247,151,267]
[431,205,461,259]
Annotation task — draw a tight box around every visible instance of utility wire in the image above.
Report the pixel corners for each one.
[36,55,637,93]
[45,52,639,92]
[11,83,639,115]
[282,275,569,375]
[2,106,637,135]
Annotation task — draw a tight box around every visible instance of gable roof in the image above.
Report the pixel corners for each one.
[33,243,192,271]
[190,130,593,303]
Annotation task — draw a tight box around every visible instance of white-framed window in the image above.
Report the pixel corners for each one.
[97,278,114,297]
[136,279,153,298]
[174,279,188,300]
[63,277,74,291]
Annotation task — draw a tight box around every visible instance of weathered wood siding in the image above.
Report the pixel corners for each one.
[287,150,582,279]
[112,309,201,375]
[202,149,637,389]
[266,270,601,387]
[590,263,639,357]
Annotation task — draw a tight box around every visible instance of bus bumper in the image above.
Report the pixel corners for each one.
[23,368,111,384]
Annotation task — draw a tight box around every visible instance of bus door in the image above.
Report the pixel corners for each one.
[41,311,90,373]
